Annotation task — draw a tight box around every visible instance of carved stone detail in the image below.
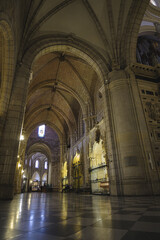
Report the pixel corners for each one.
[145,102,160,121]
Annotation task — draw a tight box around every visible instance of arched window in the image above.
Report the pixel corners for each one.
[29,159,31,167]
[44,161,48,169]
[35,160,39,168]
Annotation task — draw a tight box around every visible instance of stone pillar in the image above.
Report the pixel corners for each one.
[0,63,30,199]
[59,144,64,192]
[83,137,90,191]
[108,69,153,196]
[14,136,27,194]
[48,162,52,185]
[68,151,73,187]
[82,113,90,190]
[99,84,122,195]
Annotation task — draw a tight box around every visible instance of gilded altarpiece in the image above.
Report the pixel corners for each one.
[72,151,83,191]
[90,138,109,194]
[62,161,68,191]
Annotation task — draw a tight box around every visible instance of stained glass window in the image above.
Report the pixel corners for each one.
[38,125,45,137]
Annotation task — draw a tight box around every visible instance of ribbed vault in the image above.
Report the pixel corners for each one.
[20,0,149,70]
[24,50,100,145]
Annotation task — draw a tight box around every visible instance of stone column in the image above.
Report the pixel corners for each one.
[68,151,72,187]
[48,161,52,185]
[83,136,90,191]
[0,63,30,199]
[59,144,64,192]
[99,84,122,195]
[108,69,153,196]
[14,136,27,194]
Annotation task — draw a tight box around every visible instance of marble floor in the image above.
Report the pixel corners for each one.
[0,193,160,240]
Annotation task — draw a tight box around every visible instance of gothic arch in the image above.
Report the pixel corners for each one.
[22,35,108,84]
[20,36,116,195]
[32,171,40,181]
[27,143,52,164]
[21,36,111,148]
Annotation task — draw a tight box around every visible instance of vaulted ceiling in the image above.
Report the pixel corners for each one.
[22,0,151,144]
[21,0,149,69]
[24,51,99,140]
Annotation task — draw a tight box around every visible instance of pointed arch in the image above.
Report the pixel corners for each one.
[32,171,40,181]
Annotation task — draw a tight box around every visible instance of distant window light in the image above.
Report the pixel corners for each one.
[44,161,48,169]
[35,160,39,168]
[25,159,27,165]
[29,159,31,166]
[150,0,157,6]
[38,125,45,137]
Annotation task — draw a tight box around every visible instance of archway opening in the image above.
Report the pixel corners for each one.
[21,45,109,194]
[23,124,60,192]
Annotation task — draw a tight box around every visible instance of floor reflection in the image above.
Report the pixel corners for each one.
[0,193,160,240]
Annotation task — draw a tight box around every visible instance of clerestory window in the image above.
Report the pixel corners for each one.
[35,160,39,168]
[38,125,45,137]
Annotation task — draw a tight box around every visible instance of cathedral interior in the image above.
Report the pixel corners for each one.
[0,0,160,239]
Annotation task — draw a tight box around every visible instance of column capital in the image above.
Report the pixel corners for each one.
[108,69,129,82]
